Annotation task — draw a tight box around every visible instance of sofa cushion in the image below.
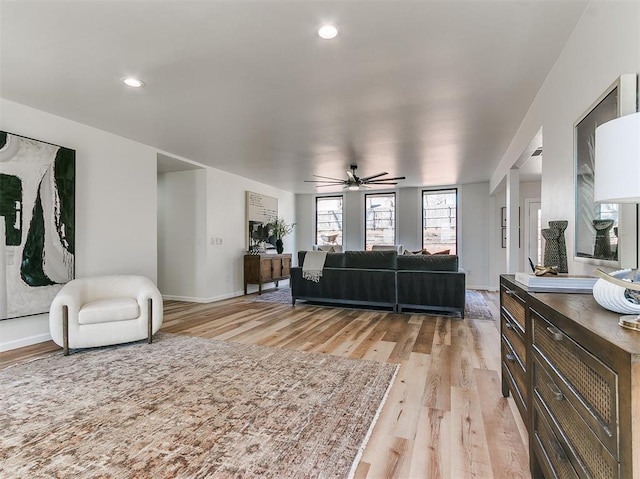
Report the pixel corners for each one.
[314,244,344,252]
[298,251,345,268]
[78,298,140,325]
[396,254,458,272]
[344,250,397,270]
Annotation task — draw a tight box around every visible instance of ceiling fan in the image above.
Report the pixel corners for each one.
[305,164,406,190]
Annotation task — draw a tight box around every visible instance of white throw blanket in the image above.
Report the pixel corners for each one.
[302,251,328,282]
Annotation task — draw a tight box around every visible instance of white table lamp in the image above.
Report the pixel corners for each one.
[595,112,640,203]
[593,112,640,330]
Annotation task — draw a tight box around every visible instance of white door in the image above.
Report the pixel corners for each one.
[525,199,541,269]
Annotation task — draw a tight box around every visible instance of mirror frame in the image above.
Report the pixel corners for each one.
[573,74,638,269]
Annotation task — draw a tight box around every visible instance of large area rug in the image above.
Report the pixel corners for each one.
[254,288,495,320]
[0,334,398,478]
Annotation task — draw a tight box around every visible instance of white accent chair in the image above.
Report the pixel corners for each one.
[49,275,163,355]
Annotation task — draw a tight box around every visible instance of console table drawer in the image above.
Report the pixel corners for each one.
[502,339,527,411]
[534,357,619,477]
[532,309,618,458]
[501,285,526,331]
[501,312,526,369]
[533,403,580,479]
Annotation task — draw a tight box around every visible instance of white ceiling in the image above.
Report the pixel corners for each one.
[0,1,586,193]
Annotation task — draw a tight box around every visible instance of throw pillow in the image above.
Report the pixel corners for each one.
[434,249,450,255]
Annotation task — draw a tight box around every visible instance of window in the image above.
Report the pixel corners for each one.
[423,189,457,254]
[365,193,396,250]
[316,196,343,246]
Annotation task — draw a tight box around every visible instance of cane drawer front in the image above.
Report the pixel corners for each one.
[501,313,526,369]
[272,258,282,278]
[501,283,526,332]
[502,339,528,409]
[531,309,618,459]
[533,357,619,478]
[533,403,580,479]
[281,257,291,276]
[260,259,273,280]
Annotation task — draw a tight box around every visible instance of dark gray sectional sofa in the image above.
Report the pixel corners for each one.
[291,250,466,317]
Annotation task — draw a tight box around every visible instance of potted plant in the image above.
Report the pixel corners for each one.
[270,217,296,254]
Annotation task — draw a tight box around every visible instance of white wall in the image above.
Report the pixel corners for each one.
[397,187,421,251]
[1,99,158,350]
[158,169,207,300]
[205,170,296,299]
[491,1,640,276]
[459,183,491,289]
[295,182,495,289]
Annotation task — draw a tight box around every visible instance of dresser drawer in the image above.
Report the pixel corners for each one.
[501,284,526,332]
[502,339,527,411]
[533,357,619,478]
[501,312,526,369]
[531,309,618,459]
[533,403,580,479]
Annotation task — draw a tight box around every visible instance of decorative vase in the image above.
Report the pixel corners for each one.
[542,227,561,270]
[593,219,614,259]
[548,220,568,273]
[276,239,284,254]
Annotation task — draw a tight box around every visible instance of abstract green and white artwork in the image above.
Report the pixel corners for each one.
[0,131,75,319]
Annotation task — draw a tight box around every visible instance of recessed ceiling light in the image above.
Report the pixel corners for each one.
[317,24,338,40]
[122,77,145,88]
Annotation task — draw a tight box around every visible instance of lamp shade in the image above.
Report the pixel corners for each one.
[594,112,640,203]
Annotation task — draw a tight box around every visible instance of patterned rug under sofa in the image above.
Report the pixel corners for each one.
[1,333,398,479]
[253,288,495,320]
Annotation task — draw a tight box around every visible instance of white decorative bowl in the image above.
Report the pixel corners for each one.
[592,269,640,314]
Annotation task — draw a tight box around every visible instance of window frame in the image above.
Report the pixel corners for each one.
[364,192,397,250]
[315,195,344,246]
[422,188,458,254]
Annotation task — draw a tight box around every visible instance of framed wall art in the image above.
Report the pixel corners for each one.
[0,131,75,320]
[246,191,277,252]
[574,74,638,268]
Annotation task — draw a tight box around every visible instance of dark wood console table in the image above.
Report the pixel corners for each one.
[500,274,640,478]
[244,254,291,295]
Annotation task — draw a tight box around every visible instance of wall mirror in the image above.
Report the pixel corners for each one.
[574,74,638,268]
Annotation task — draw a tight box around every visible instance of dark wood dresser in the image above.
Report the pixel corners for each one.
[500,274,640,479]
[244,254,291,294]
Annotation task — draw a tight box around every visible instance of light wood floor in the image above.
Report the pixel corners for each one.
[0,290,531,479]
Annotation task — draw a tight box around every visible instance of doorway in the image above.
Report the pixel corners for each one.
[524,198,541,268]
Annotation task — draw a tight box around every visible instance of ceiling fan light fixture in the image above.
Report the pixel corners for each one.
[317,24,338,40]
[347,184,360,191]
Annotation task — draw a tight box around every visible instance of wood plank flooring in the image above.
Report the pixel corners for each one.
[0,290,530,479]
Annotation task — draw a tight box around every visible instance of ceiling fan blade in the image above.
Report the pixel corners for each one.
[312,174,346,181]
[304,180,344,185]
[366,176,406,182]
[366,182,398,186]
[359,172,388,181]
[307,184,347,187]
[346,170,356,182]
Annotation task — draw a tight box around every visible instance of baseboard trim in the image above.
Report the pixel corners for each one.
[0,332,52,352]
[162,291,245,303]
[467,284,499,292]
